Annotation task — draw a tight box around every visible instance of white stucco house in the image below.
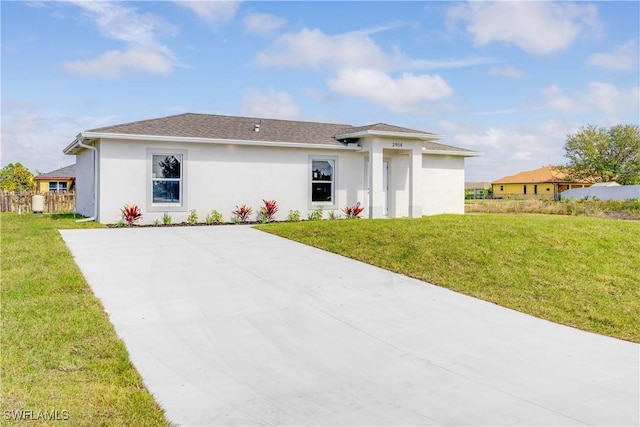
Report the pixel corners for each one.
[63,113,480,224]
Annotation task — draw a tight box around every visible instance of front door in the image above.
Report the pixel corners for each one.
[382,160,389,217]
[365,159,391,218]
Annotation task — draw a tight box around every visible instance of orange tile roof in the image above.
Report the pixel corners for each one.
[492,166,574,184]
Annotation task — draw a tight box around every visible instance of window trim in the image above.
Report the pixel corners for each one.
[146,148,187,212]
[309,155,337,209]
[49,181,68,192]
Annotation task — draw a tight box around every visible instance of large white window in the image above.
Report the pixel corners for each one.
[147,150,186,211]
[152,154,182,203]
[311,158,335,204]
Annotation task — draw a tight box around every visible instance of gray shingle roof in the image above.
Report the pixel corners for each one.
[83,113,475,154]
[88,113,352,146]
[36,164,76,179]
[339,122,436,135]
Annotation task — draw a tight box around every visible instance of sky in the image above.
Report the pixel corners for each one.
[1,1,639,182]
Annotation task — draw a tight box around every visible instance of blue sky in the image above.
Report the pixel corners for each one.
[2,1,638,181]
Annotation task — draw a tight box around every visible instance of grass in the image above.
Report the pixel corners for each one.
[465,198,640,219]
[1,213,167,426]
[258,214,640,343]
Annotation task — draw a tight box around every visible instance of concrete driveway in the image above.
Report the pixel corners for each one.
[60,226,639,426]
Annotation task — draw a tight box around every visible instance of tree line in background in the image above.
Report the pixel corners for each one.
[1,124,638,192]
[560,124,640,185]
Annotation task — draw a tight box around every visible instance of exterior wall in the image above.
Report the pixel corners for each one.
[421,155,465,215]
[561,185,640,201]
[96,139,366,224]
[75,148,96,218]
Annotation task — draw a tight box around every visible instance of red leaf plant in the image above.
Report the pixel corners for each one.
[121,204,142,226]
[260,199,279,222]
[342,202,364,219]
[232,204,253,223]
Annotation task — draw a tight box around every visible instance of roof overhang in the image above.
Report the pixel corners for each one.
[335,129,444,140]
[64,132,363,155]
[35,176,75,181]
[423,148,483,157]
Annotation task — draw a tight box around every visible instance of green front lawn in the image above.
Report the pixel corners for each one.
[1,213,167,426]
[258,214,640,343]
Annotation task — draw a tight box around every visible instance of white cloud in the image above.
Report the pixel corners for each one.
[0,101,116,172]
[240,90,300,120]
[256,28,394,71]
[489,66,526,78]
[64,1,178,78]
[63,46,173,78]
[441,119,573,181]
[542,82,640,123]
[448,1,600,54]
[255,27,468,112]
[244,13,286,37]
[70,1,177,46]
[328,68,452,113]
[175,1,240,24]
[587,40,639,70]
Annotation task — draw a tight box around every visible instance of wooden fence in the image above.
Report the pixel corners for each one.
[0,192,75,213]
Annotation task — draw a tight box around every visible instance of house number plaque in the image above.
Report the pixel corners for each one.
[392,142,403,148]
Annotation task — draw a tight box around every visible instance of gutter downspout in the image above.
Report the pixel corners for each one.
[76,137,98,223]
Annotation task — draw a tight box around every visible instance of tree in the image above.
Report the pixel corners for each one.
[0,162,35,192]
[562,124,640,185]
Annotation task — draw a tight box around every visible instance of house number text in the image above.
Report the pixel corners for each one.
[392,142,403,148]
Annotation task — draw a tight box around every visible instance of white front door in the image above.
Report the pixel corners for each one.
[365,158,391,218]
[382,160,389,217]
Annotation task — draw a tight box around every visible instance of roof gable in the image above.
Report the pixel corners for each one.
[492,166,573,184]
[35,164,76,179]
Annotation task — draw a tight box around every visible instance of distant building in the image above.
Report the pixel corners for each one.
[35,164,76,193]
[492,166,589,200]
[465,181,492,199]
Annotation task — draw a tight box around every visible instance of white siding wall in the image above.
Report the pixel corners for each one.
[74,147,96,218]
[421,155,465,215]
[97,139,366,224]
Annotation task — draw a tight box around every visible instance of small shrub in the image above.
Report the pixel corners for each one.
[343,202,364,219]
[232,204,253,223]
[187,209,198,225]
[205,210,223,225]
[308,206,324,221]
[153,219,160,226]
[259,199,279,222]
[328,211,338,220]
[121,204,142,226]
[113,220,126,228]
[162,212,172,225]
[287,210,301,222]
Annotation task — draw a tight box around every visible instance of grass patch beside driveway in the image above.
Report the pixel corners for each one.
[1,213,167,426]
[259,214,640,343]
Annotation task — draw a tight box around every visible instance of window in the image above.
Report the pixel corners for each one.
[523,185,527,195]
[150,153,184,208]
[49,181,68,192]
[311,159,334,203]
[499,185,504,191]
[534,184,538,195]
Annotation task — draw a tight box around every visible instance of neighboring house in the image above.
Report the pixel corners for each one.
[465,181,492,199]
[35,164,76,193]
[561,184,640,201]
[492,166,589,200]
[63,113,480,224]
